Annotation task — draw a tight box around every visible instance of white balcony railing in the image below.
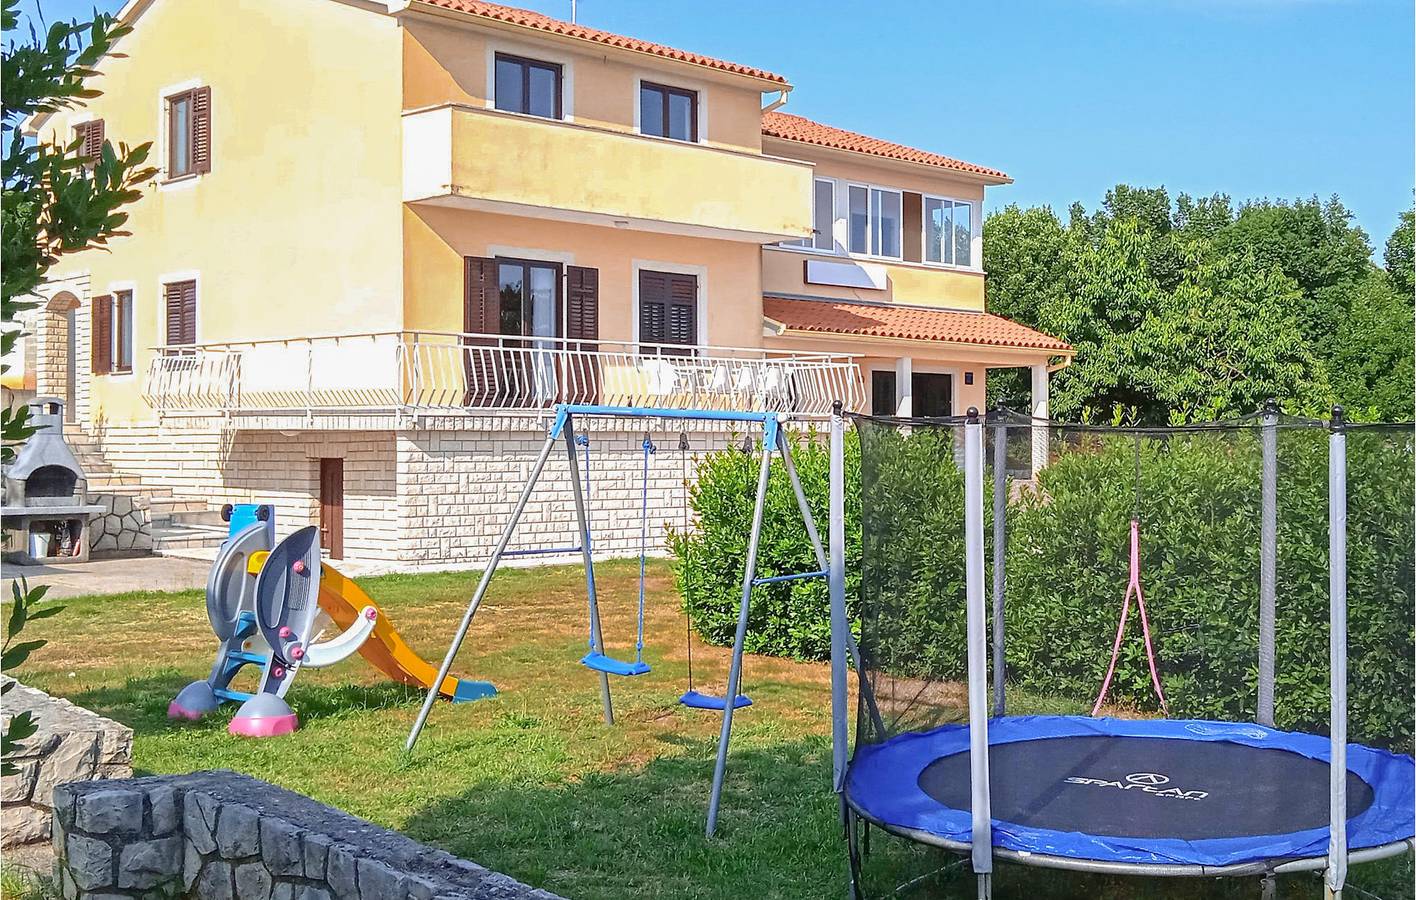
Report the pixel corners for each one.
[143,331,864,422]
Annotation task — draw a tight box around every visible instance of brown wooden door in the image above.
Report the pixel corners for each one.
[318,458,343,560]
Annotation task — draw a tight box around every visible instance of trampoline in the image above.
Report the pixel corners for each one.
[845,715,1415,874]
[820,407,1416,898]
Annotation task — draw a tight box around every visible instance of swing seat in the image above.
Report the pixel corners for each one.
[580,652,651,677]
[678,690,752,711]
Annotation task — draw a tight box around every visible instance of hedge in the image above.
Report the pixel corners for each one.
[672,425,1413,750]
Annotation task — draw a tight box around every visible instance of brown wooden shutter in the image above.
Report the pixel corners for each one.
[666,274,697,345]
[76,120,105,162]
[165,281,196,345]
[190,86,212,174]
[462,257,499,406]
[638,271,696,353]
[565,265,599,402]
[91,295,112,374]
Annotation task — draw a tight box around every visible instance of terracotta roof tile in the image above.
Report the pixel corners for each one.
[415,1,789,85]
[764,296,1070,353]
[761,111,1008,181]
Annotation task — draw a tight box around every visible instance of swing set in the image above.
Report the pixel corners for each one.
[404,403,832,833]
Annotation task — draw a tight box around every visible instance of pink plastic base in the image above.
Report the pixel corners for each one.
[228,713,299,738]
[168,702,206,721]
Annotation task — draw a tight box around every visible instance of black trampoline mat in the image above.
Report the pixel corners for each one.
[918,736,1375,841]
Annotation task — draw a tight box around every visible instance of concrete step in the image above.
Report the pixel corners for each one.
[152,521,228,552]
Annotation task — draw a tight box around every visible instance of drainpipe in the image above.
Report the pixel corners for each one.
[762,88,790,114]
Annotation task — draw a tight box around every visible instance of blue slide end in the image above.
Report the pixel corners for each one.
[580,652,651,677]
[451,680,498,703]
[679,690,752,711]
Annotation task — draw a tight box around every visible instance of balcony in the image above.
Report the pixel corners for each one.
[403,104,814,244]
[142,332,864,430]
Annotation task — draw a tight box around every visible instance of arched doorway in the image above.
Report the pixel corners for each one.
[45,291,80,422]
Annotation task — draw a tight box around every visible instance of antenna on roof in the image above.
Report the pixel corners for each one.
[570,0,577,23]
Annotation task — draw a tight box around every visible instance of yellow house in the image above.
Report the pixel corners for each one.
[22,0,1070,563]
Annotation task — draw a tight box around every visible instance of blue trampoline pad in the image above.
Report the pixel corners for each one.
[845,715,1415,868]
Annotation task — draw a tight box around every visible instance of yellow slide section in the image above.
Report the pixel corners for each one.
[245,551,493,702]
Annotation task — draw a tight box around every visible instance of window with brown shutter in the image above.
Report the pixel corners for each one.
[91,294,113,375]
[462,257,499,406]
[639,270,697,351]
[166,86,211,179]
[565,265,599,403]
[74,119,105,164]
[112,290,134,373]
[164,280,197,346]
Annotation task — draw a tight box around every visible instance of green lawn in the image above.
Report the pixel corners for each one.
[10,561,1412,899]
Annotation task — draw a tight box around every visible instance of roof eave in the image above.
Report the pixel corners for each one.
[768,325,1072,357]
[397,0,791,90]
[762,134,1012,186]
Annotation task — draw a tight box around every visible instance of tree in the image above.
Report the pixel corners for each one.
[1384,207,1413,299]
[1328,268,1414,421]
[1,0,153,772]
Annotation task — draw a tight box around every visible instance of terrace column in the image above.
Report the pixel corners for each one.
[895,356,913,417]
[1030,363,1049,476]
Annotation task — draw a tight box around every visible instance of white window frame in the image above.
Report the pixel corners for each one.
[155,78,205,192]
[485,40,575,123]
[633,75,707,145]
[922,193,979,270]
[843,181,903,261]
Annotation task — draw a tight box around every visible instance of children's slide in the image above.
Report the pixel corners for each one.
[314,564,496,703]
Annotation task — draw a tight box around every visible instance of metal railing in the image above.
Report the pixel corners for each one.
[143,331,864,420]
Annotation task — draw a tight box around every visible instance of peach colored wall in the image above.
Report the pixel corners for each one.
[402,16,765,154]
[404,206,765,348]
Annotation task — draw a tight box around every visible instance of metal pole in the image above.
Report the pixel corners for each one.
[828,404,849,794]
[705,421,775,836]
[963,410,993,898]
[991,418,1008,718]
[563,416,614,726]
[1258,399,1279,727]
[405,432,558,752]
[1325,407,1348,899]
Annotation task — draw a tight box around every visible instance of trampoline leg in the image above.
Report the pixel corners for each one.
[845,808,864,900]
[1260,874,1276,900]
[976,872,992,900]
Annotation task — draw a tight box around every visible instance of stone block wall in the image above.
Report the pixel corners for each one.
[0,678,133,847]
[53,770,564,900]
[88,492,154,557]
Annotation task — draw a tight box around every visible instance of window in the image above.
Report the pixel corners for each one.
[847,185,902,258]
[74,119,105,164]
[495,54,562,119]
[871,370,896,416]
[783,178,836,250]
[496,259,561,339]
[924,197,974,267]
[164,280,197,346]
[639,270,697,349]
[166,87,211,178]
[639,82,697,141]
[112,290,133,373]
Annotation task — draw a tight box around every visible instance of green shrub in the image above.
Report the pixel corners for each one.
[676,423,1413,749]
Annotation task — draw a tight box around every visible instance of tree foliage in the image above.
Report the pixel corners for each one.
[985,186,1413,422]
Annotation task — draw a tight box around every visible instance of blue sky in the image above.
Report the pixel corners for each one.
[19,0,1416,248]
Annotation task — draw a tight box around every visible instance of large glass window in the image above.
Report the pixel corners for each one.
[497,260,560,338]
[640,82,697,141]
[848,185,870,254]
[495,54,562,119]
[925,197,974,266]
[113,290,133,373]
[871,188,902,258]
[783,178,837,250]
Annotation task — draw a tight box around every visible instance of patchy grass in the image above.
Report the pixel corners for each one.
[11,560,1412,899]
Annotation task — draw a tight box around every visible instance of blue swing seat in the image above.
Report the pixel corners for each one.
[581,652,651,677]
[679,690,752,711]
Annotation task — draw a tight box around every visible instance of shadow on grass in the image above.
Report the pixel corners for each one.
[63,670,431,737]
[400,733,1414,900]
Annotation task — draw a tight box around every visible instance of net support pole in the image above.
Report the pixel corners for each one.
[1257,399,1278,727]
[563,416,615,726]
[828,403,849,795]
[404,431,557,752]
[991,419,1008,718]
[963,410,993,898]
[705,418,776,837]
[1325,407,1348,899]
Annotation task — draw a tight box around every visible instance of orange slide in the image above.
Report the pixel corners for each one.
[315,564,497,703]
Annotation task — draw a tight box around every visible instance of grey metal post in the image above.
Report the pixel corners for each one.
[705,422,775,836]
[1325,407,1348,899]
[563,417,615,726]
[405,431,558,752]
[828,405,849,793]
[963,411,993,898]
[1258,399,1278,727]
[991,420,1008,718]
